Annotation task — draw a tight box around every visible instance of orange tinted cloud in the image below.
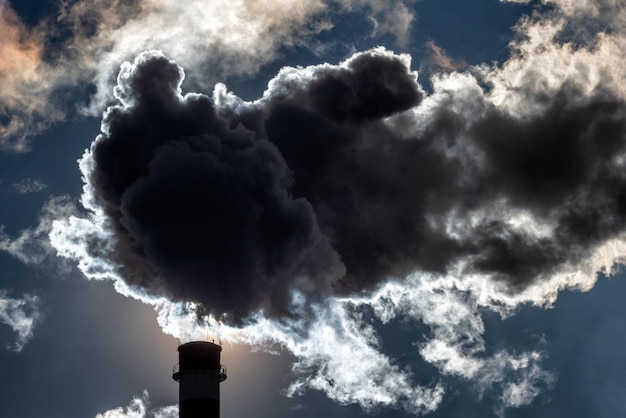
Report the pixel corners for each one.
[0,1,61,151]
[0,2,43,79]
[424,40,467,73]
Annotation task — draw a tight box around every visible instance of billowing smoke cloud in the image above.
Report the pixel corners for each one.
[49,0,626,415]
[62,49,424,323]
[218,50,626,298]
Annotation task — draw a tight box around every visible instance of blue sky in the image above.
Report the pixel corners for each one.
[1,1,626,417]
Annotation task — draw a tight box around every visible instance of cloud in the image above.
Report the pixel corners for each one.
[11,178,47,194]
[52,48,423,324]
[0,196,77,264]
[338,0,416,44]
[541,0,626,22]
[422,40,468,73]
[0,1,66,151]
[0,291,41,351]
[343,274,555,414]
[377,276,556,414]
[46,43,557,411]
[95,391,177,418]
[223,44,625,299]
[49,1,626,415]
[0,0,422,151]
[277,298,445,414]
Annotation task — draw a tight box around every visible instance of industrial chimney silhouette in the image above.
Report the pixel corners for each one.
[172,341,227,418]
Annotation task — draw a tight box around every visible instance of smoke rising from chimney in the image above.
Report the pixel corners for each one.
[47,2,626,412]
[70,46,626,324]
[86,51,350,323]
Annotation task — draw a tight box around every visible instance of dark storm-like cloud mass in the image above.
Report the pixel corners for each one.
[85,47,626,323]
[88,50,424,322]
[89,52,349,321]
[242,61,626,291]
[469,93,626,285]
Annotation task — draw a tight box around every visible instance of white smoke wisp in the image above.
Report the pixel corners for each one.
[11,178,47,194]
[94,391,177,418]
[0,195,78,265]
[0,291,41,351]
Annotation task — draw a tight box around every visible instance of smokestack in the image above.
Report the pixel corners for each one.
[172,341,227,418]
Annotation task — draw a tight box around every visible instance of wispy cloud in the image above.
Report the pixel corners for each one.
[0,0,419,151]
[11,178,47,194]
[0,291,40,351]
[0,195,77,264]
[422,40,468,73]
[338,0,416,45]
[0,1,66,151]
[95,391,177,418]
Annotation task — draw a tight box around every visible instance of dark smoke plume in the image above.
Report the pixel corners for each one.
[89,52,344,322]
[85,49,626,323]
